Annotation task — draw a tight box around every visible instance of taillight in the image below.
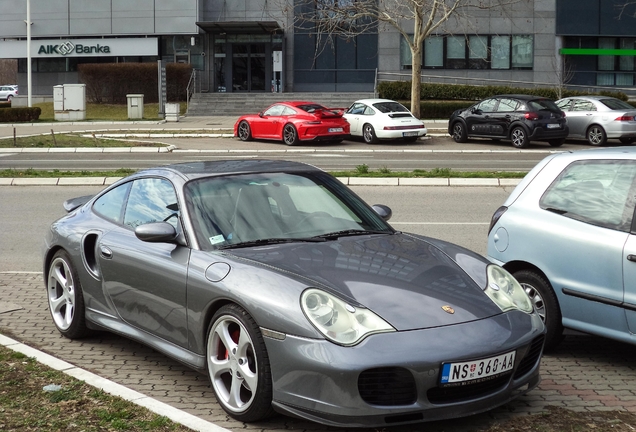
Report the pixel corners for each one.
[524,112,539,121]
[488,206,508,235]
[615,115,634,121]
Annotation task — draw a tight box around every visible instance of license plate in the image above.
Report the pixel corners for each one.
[329,128,343,133]
[403,131,419,137]
[547,124,560,129]
[440,351,515,386]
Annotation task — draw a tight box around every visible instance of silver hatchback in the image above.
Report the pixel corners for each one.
[488,147,636,351]
[556,95,636,146]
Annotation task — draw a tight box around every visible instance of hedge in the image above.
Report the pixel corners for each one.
[78,63,192,104]
[377,81,629,103]
[0,107,41,122]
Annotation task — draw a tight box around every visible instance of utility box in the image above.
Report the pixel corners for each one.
[54,84,86,121]
[127,94,144,119]
[165,103,180,122]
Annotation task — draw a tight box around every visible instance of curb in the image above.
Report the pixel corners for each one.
[0,332,230,432]
[0,177,522,187]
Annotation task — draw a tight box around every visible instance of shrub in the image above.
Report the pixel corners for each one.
[78,63,192,104]
[377,81,628,103]
[0,107,41,122]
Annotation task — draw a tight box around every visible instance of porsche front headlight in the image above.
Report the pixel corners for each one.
[485,264,533,314]
[301,288,395,346]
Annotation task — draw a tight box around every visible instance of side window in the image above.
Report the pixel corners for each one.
[572,100,596,111]
[363,106,375,115]
[496,98,518,112]
[476,99,497,112]
[556,99,571,111]
[263,105,285,116]
[93,182,132,223]
[540,160,636,232]
[123,178,179,229]
[346,103,366,115]
[281,106,297,116]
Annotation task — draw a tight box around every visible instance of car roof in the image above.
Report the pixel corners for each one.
[352,99,399,104]
[559,95,620,101]
[556,147,636,161]
[492,94,552,101]
[138,159,324,180]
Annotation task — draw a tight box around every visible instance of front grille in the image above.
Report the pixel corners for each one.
[513,335,545,379]
[358,367,417,406]
[427,373,512,404]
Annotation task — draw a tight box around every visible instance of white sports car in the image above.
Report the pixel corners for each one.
[344,99,427,144]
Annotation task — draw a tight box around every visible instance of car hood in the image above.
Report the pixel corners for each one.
[226,233,501,331]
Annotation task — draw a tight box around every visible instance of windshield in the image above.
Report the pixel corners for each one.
[184,172,393,250]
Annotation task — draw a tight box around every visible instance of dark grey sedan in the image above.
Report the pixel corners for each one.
[43,160,545,427]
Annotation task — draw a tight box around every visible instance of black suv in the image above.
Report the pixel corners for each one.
[448,94,569,148]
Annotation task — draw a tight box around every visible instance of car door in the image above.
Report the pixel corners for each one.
[258,104,286,138]
[344,103,368,135]
[466,98,498,137]
[96,177,190,347]
[539,160,636,335]
[560,98,595,138]
[491,97,519,137]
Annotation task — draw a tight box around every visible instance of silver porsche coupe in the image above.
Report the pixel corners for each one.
[43,160,545,427]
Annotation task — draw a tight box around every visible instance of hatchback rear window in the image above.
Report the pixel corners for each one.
[528,99,561,112]
[372,102,409,113]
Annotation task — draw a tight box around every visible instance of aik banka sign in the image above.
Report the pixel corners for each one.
[38,41,111,55]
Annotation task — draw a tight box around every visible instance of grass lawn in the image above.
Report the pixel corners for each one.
[33,102,186,122]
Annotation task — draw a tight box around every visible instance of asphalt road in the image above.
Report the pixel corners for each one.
[0,134,600,172]
[0,185,513,272]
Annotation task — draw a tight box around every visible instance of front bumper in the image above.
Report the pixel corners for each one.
[264,311,544,427]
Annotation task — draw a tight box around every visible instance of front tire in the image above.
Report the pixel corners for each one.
[362,123,379,144]
[451,122,468,143]
[207,304,274,422]
[283,124,300,146]
[237,121,252,141]
[513,270,563,352]
[47,250,92,339]
[510,126,529,148]
[587,125,607,146]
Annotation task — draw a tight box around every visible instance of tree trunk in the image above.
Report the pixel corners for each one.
[410,45,423,118]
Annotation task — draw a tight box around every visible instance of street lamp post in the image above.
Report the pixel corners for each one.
[25,0,32,107]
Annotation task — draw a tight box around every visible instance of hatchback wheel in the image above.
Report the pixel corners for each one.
[451,122,468,143]
[47,250,92,339]
[513,270,563,352]
[237,121,252,141]
[363,124,379,144]
[587,125,607,146]
[283,124,300,146]
[510,126,529,148]
[207,304,274,422]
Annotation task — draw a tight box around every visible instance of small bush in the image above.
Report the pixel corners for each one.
[0,107,41,122]
[377,81,628,103]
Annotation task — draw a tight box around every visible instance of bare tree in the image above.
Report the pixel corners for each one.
[275,0,518,118]
[0,59,18,85]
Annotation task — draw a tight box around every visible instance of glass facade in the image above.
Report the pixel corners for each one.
[400,34,534,70]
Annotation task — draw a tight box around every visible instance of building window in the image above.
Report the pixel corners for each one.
[402,34,534,71]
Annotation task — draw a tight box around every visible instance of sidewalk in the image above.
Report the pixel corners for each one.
[1,271,635,432]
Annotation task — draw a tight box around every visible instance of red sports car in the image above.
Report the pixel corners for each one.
[234,101,350,145]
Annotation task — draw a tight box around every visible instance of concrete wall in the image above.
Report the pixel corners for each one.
[0,0,198,37]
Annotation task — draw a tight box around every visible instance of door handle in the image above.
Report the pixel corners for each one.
[100,245,113,259]
[627,254,636,262]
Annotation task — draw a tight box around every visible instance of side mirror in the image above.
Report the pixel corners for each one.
[259,112,264,118]
[372,204,392,222]
[471,108,482,115]
[135,222,179,243]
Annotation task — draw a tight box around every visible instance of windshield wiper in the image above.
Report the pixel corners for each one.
[218,237,327,250]
[314,229,392,240]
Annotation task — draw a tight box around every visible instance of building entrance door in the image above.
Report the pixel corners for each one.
[232,44,266,91]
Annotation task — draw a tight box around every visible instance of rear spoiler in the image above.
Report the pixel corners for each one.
[316,108,346,118]
[63,194,94,212]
